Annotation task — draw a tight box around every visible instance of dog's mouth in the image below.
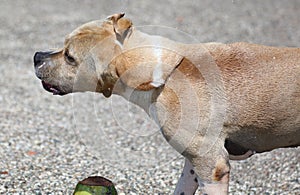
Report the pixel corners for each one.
[42,81,67,96]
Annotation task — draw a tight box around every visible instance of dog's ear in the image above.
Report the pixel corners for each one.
[107,13,132,44]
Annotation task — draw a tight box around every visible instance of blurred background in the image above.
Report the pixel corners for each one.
[0,0,299,194]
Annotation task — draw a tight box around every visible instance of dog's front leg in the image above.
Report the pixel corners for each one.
[191,145,230,195]
[174,158,198,195]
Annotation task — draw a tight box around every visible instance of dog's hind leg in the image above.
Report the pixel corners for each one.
[174,158,198,195]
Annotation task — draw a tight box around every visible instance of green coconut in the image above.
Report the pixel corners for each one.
[73,176,117,195]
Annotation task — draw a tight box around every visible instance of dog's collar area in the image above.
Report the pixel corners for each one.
[96,78,113,98]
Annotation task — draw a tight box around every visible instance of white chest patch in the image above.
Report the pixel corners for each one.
[150,38,165,88]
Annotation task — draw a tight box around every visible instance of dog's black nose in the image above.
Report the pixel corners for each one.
[34,51,52,67]
[34,52,45,67]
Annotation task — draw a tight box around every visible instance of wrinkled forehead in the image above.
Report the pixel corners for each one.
[64,20,114,47]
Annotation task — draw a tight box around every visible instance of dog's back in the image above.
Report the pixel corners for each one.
[207,42,300,153]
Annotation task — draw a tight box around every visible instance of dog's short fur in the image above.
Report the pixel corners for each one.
[34,13,300,194]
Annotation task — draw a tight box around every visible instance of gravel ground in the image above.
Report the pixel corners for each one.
[0,0,299,194]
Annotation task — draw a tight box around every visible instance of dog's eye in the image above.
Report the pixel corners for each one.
[64,50,76,65]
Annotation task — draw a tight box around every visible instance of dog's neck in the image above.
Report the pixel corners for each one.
[99,28,183,112]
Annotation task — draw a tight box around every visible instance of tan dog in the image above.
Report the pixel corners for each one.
[34,13,300,194]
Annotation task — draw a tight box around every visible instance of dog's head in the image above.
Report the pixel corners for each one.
[34,13,132,97]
